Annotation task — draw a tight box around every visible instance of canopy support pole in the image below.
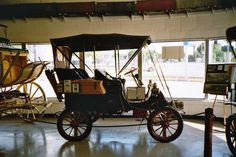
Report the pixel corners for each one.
[114,45,117,77]
[93,45,96,70]
[79,52,85,70]
[117,45,120,73]
[118,38,150,75]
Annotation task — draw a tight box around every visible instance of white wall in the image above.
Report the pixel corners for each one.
[0,9,235,43]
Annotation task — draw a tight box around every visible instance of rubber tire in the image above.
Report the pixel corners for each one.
[226,114,236,156]
[147,107,183,143]
[57,110,92,141]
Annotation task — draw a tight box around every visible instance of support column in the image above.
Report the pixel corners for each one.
[80,52,85,69]
[205,39,210,99]
[138,49,142,81]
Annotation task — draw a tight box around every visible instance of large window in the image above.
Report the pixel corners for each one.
[207,39,236,100]
[27,44,53,62]
[209,39,235,63]
[24,40,236,99]
[84,50,138,86]
[143,41,205,98]
[26,44,55,97]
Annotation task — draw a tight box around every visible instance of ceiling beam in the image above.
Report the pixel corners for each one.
[0,1,235,19]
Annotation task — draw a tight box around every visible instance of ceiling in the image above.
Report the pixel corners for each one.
[0,0,235,19]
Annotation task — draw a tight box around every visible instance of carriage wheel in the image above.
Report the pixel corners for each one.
[16,82,47,120]
[57,110,92,141]
[226,114,236,156]
[147,107,183,143]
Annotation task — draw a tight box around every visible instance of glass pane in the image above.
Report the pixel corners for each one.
[26,44,53,62]
[119,49,138,86]
[209,39,235,63]
[70,52,80,69]
[11,43,22,49]
[84,49,138,84]
[84,51,95,77]
[26,44,55,97]
[208,40,236,100]
[143,41,205,98]
[95,50,114,75]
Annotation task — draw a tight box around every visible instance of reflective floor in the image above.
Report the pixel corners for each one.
[0,117,233,157]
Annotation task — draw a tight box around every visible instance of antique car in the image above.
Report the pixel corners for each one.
[46,33,184,142]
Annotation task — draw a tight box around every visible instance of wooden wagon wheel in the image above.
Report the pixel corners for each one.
[147,107,183,143]
[57,110,92,141]
[16,82,48,121]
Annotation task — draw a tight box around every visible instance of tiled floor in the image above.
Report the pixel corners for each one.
[0,117,233,157]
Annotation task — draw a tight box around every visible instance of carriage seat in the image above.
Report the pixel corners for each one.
[55,68,89,81]
[76,69,89,79]
[95,69,124,93]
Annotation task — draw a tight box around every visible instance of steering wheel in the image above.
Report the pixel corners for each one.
[124,67,138,75]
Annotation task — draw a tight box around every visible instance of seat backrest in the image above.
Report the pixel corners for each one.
[55,68,83,81]
[95,69,107,80]
[75,69,89,79]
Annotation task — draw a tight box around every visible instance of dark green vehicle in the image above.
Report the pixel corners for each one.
[46,34,184,142]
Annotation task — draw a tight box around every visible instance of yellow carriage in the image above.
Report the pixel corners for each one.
[0,37,50,120]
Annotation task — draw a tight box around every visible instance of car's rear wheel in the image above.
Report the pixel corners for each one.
[57,110,92,141]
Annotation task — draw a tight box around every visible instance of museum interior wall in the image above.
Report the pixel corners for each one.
[0,10,235,43]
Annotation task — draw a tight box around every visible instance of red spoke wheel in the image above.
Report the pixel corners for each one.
[57,110,92,141]
[226,114,236,156]
[147,107,183,143]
